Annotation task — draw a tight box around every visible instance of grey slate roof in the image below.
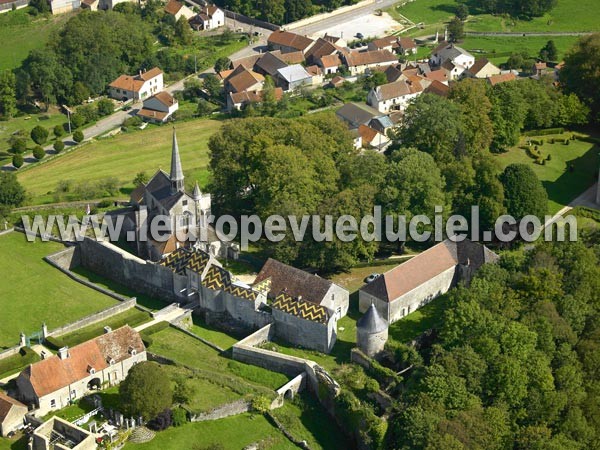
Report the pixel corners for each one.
[336,102,380,129]
[357,303,388,333]
[255,52,288,76]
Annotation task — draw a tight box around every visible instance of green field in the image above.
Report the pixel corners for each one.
[0,232,118,348]
[17,117,219,205]
[390,0,600,33]
[460,35,580,65]
[495,133,599,214]
[0,436,26,450]
[0,9,74,71]
[124,413,296,450]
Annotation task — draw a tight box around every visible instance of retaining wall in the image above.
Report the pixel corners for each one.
[285,0,375,31]
[189,399,251,422]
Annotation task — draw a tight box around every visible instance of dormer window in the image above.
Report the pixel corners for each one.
[88,365,96,375]
[129,347,137,356]
[107,358,115,365]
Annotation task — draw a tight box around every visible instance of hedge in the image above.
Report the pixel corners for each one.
[523,127,564,136]
[45,336,67,351]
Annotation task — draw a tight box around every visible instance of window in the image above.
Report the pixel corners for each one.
[182,200,188,206]
[50,399,56,408]
[71,390,77,399]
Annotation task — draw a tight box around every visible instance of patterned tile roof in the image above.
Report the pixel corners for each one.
[272,293,329,324]
[202,264,232,290]
[225,283,258,301]
[160,247,210,275]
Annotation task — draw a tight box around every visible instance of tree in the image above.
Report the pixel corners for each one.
[32,146,45,160]
[196,99,213,116]
[12,154,23,169]
[72,130,84,143]
[363,71,388,90]
[214,57,230,73]
[70,113,86,129]
[449,79,493,154]
[133,171,149,186]
[29,0,50,14]
[500,163,548,219]
[30,126,49,145]
[0,70,17,118]
[560,33,600,122]
[203,74,221,99]
[53,124,65,138]
[174,16,193,46]
[96,98,114,116]
[448,17,464,42]
[489,82,527,151]
[10,138,27,154]
[120,362,173,421]
[539,40,558,61]
[456,3,469,20]
[0,172,25,215]
[53,140,65,153]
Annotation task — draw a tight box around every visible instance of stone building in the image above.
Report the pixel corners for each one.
[0,392,27,437]
[254,258,350,319]
[356,303,388,357]
[32,417,95,450]
[108,67,163,102]
[16,326,146,416]
[359,239,498,324]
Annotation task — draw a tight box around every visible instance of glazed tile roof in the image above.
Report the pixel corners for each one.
[272,293,329,323]
[160,247,210,275]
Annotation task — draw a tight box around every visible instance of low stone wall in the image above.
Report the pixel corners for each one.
[48,298,137,338]
[189,399,251,422]
[0,346,22,362]
[271,372,307,409]
[170,323,225,353]
[225,9,280,31]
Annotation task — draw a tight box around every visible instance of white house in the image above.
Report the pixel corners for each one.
[430,41,475,78]
[275,65,313,91]
[190,5,225,30]
[49,0,80,14]
[0,392,27,437]
[16,326,146,416]
[164,0,195,21]
[368,36,417,55]
[342,50,398,76]
[137,91,179,123]
[108,67,164,102]
[358,124,390,151]
[466,58,501,79]
[367,79,424,113]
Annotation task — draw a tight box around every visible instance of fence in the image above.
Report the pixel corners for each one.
[73,407,102,427]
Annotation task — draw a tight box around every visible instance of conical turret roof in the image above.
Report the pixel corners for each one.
[357,304,388,333]
[170,128,184,183]
[192,181,201,200]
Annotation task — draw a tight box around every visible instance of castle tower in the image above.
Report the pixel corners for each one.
[356,304,388,358]
[170,128,185,194]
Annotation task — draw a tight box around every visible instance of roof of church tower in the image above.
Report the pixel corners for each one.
[192,181,201,200]
[170,128,184,183]
[357,303,388,333]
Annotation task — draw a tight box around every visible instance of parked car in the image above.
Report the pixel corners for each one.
[356,32,364,39]
[364,273,380,283]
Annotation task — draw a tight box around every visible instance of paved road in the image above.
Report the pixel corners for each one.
[291,0,399,37]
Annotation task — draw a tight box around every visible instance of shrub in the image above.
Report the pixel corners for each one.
[564,139,570,145]
[540,139,544,145]
[70,113,86,129]
[53,124,66,137]
[549,138,554,144]
[523,127,564,136]
[547,154,552,161]
[30,125,49,145]
[147,409,173,431]
[54,140,65,153]
[97,98,114,116]
[45,336,66,350]
[10,138,27,154]
[122,116,143,129]
[73,130,84,143]
[12,154,23,168]
[32,146,45,160]
[172,407,187,427]
[76,104,99,124]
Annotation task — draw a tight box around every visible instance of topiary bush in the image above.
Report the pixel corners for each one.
[172,407,188,427]
[30,125,49,145]
[45,336,67,350]
[54,140,65,153]
[32,146,45,160]
[12,154,23,168]
[54,124,65,138]
[73,130,84,143]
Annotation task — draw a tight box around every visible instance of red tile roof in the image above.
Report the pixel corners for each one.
[0,392,26,423]
[345,50,397,67]
[488,73,516,86]
[268,30,314,53]
[424,69,449,83]
[109,68,162,92]
[225,65,264,93]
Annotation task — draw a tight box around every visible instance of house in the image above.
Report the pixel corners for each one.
[272,50,305,65]
[275,65,313,91]
[49,0,80,14]
[368,36,417,55]
[306,65,324,85]
[164,0,195,21]
[108,67,163,101]
[336,102,380,129]
[0,392,27,437]
[137,91,179,123]
[430,41,474,77]
[488,72,517,86]
[32,417,95,450]
[359,239,498,324]
[368,114,394,134]
[255,52,289,78]
[467,58,501,79]
[305,37,339,66]
[227,88,283,112]
[329,75,346,88]
[533,61,547,77]
[424,79,451,97]
[190,4,224,30]
[322,33,347,48]
[318,54,343,74]
[224,65,265,93]
[254,258,350,319]
[267,30,315,54]
[16,326,146,416]
[424,68,450,85]
[80,0,98,10]
[367,79,424,113]
[358,124,390,151]
[128,130,214,260]
[342,50,398,76]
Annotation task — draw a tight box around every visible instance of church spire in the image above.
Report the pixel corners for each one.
[170,127,184,193]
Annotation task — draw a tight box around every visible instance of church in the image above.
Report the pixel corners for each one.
[123,129,234,261]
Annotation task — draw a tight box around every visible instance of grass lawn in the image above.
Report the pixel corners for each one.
[147,326,289,390]
[71,267,168,311]
[388,293,450,343]
[17,117,221,205]
[0,436,27,450]
[189,317,241,349]
[124,413,296,450]
[0,232,118,349]
[57,307,151,348]
[495,133,600,214]
[0,9,74,71]
[388,0,456,25]
[329,262,401,293]
[460,35,579,65]
[0,349,40,379]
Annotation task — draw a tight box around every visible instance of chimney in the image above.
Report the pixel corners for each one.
[58,346,70,360]
[103,326,112,334]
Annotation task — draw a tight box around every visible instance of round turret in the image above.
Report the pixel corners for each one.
[356,304,388,357]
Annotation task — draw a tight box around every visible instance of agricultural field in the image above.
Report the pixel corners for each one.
[17,117,219,205]
[0,9,74,71]
[495,133,599,214]
[0,231,118,349]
